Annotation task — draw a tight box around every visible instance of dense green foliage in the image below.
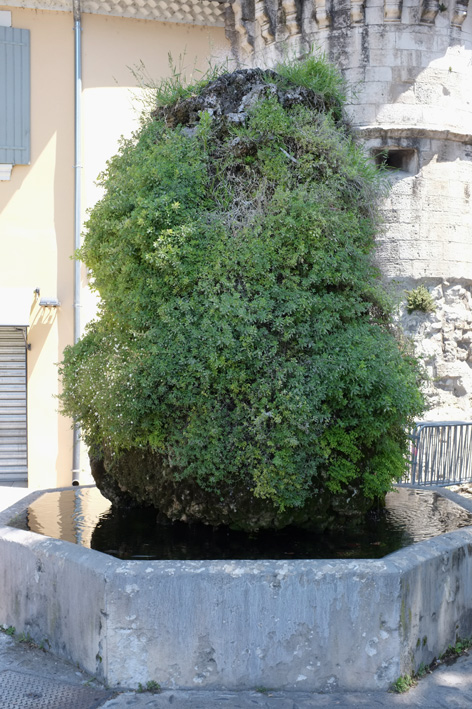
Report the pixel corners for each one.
[406,285,436,314]
[60,57,424,514]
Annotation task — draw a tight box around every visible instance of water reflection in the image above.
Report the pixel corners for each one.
[25,486,111,547]
[14,486,472,561]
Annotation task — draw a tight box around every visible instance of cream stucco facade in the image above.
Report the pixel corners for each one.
[0,1,229,489]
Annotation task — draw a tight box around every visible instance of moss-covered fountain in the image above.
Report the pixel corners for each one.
[60,57,423,533]
[2,58,470,694]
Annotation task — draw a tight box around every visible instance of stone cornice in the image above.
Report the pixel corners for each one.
[4,0,470,34]
[226,0,470,61]
[2,0,226,26]
[356,125,472,146]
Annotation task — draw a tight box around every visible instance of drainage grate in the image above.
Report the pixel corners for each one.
[0,669,113,709]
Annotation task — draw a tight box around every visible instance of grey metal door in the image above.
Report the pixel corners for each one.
[0,327,27,484]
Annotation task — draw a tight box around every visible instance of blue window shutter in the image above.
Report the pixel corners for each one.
[0,26,30,165]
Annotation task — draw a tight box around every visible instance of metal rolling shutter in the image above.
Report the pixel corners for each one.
[0,327,27,483]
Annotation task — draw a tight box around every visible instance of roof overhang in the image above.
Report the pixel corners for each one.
[1,0,226,27]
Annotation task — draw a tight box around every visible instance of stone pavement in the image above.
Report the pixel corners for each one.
[95,652,472,708]
[0,631,113,708]
[2,629,472,709]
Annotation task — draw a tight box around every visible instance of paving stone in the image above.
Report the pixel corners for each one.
[0,668,113,709]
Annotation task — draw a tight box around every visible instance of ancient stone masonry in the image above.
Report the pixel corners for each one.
[226,0,471,67]
[351,0,365,24]
[453,0,470,27]
[16,0,469,32]
[400,284,472,419]
[384,1,402,23]
[420,1,440,25]
[314,0,331,28]
[225,0,472,420]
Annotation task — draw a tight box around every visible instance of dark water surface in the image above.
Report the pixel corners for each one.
[11,486,472,561]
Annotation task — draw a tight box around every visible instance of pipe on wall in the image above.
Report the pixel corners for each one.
[72,0,82,486]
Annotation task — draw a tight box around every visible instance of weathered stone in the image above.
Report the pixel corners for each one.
[398,281,472,419]
[153,68,339,131]
[90,448,371,532]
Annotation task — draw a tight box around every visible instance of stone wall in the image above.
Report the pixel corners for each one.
[398,281,472,420]
[225,0,472,420]
[373,141,472,281]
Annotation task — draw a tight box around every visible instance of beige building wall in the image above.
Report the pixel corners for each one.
[0,4,229,489]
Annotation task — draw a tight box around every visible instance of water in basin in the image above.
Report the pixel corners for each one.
[9,486,472,561]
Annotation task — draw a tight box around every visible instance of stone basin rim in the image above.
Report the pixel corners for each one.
[2,483,472,571]
[2,484,472,691]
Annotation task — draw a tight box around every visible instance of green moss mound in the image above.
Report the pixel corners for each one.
[60,58,424,530]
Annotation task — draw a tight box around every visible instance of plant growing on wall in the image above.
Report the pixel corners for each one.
[59,57,424,530]
[406,285,436,314]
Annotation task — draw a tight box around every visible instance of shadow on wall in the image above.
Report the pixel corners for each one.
[27,300,58,379]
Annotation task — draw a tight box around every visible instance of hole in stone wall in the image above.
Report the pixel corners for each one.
[373,148,417,173]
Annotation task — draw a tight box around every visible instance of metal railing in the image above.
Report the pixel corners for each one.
[400,421,472,487]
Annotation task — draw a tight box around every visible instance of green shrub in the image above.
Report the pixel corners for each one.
[406,285,436,314]
[390,674,417,693]
[59,57,424,517]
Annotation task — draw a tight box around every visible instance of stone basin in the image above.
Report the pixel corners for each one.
[0,486,472,692]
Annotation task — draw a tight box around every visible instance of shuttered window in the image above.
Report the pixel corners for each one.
[0,328,27,484]
[0,26,30,165]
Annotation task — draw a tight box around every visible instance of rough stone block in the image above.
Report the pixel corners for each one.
[368,48,399,67]
[395,30,432,51]
[375,103,424,124]
[346,104,378,126]
[392,64,423,83]
[364,5,383,24]
[367,30,396,50]
[364,65,394,82]
[361,81,392,104]
[389,82,417,103]
[399,49,426,67]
